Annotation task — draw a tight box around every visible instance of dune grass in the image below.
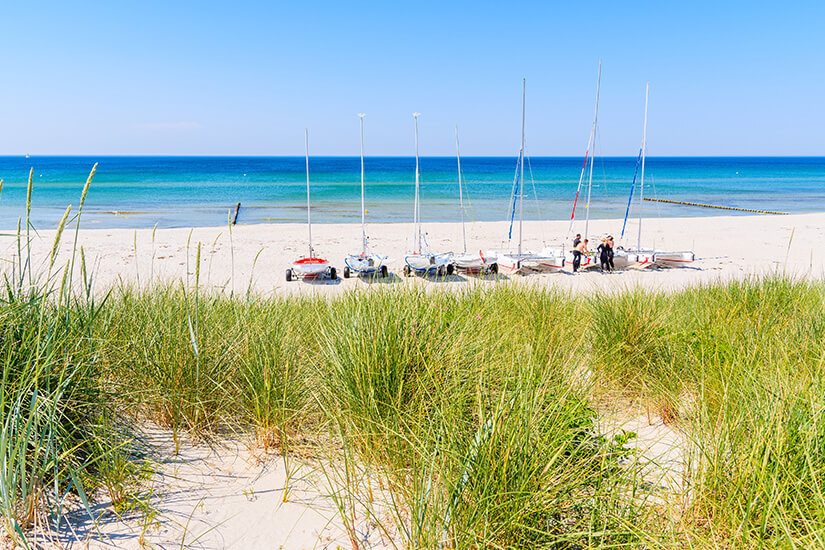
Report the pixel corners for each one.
[3,273,824,547]
[588,277,825,547]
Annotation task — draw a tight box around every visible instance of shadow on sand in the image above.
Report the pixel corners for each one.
[359,272,404,285]
[300,276,343,286]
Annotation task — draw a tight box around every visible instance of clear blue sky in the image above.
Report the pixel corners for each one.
[0,1,822,156]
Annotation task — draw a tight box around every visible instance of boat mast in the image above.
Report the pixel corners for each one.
[455,125,467,253]
[359,113,366,256]
[584,59,602,241]
[305,128,313,259]
[518,78,525,256]
[638,83,649,251]
[413,112,422,254]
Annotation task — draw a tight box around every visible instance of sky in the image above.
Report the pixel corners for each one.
[0,1,823,156]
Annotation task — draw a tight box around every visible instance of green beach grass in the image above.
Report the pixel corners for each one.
[2,274,824,548]
[2,168,824,548]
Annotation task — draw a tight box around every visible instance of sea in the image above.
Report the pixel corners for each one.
[0,156,822,230]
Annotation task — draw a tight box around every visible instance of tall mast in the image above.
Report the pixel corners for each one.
[638,83,649,251]
[518,78,525,256]
[413,112,422,254]
[304,128,312,259]
[584,59,602,240]
[358,113,366,256]
[455,125,467,253]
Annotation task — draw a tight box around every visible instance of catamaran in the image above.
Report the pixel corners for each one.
[343,113,389,278]
[403,113,454,277]
[452,125,498,275]
[286,129,338,282]
[618,84,694,268]
[497,79,564,274]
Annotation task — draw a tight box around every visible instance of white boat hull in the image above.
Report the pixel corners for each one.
[498,250,564,274]
[292,261,328,276]
[404,252,453,275]
[289,257,335,280]
[611,250,638,269]
[345,254,388,275]
[612,249,681,269]
[632,251,654,267]
[653,251,695,266]
[453,251,498,273]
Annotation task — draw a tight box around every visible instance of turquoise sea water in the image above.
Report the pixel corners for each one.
[0,156,822,229]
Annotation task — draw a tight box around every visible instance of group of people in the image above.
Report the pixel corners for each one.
[571,233,615,273]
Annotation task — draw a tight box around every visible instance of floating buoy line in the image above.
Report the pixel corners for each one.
[643,197,789,215]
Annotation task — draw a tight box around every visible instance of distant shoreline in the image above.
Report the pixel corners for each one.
[0,210,820,233]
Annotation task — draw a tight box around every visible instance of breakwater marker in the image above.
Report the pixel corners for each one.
[643,197,789,215]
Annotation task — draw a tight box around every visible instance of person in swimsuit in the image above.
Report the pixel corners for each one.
[572,238,588,272]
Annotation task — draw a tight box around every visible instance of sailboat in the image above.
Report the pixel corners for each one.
[619,84,694,268]
[403,113,454,277]
[566,61,603,270]
[567,61,638,270]
[285,129,338,282]
[343,113,389,278]
[497,79,564,274]
[452,125,498,274]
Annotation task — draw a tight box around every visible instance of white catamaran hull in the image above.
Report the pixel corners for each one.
[613,250,689,269]
[453,252,498,274]
[404,253,453,275]
[498,250,564,274]
[604,249,646,269]
[597,250,652,269]
[652,251,695,266]
[344,254,388,276]
[630,251,654,268]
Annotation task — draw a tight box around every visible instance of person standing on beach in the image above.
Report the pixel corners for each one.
[598,237,613,273]
[573,233,581,248]
[606,236,616,272]
[572,239,588,272]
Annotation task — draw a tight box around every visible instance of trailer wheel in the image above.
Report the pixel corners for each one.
[329,267,337,280]
[380,265,388,278]
[403,265,411,277]
[446,264,454,276]
[343,266,351,278]
[490,263,498,274]
[285,269,293,282]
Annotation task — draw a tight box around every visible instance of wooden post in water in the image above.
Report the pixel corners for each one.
[232,202,241,225]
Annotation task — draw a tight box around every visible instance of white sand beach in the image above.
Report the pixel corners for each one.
[4,212,823,296]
